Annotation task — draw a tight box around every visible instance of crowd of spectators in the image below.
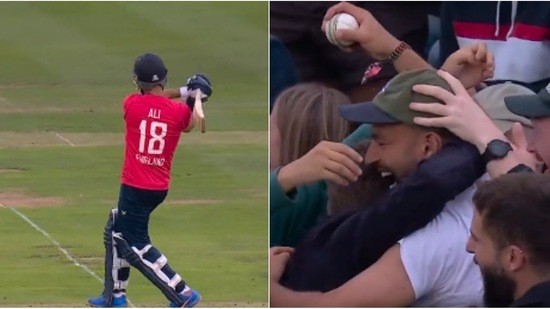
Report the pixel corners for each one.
[269,1,550,307]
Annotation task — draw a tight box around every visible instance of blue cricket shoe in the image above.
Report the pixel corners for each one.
[88,295,128,308]
[169,289,201,308]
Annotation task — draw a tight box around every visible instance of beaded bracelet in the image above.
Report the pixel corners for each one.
[389,41,411,61]
[361,41,411,85]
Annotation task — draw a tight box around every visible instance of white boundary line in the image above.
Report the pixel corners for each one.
[0,203,135,307]
[53,132,76,147]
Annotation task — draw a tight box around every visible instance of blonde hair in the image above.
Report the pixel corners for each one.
[275,83,352,166]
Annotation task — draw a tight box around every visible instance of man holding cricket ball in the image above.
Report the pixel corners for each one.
[88,53,213,308]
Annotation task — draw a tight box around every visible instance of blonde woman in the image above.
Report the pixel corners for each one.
[270,83,352,169]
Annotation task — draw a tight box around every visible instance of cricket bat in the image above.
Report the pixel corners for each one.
[195,89,206,133]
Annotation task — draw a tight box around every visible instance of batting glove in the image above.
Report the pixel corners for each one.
[186,73,213,103]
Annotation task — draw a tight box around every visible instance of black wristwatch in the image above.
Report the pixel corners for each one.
[481,139,513,164]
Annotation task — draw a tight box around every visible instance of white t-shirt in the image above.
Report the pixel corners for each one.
[398,179,486,307]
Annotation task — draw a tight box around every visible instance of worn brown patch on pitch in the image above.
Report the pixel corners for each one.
[77,256,104,263]
[0,132,65,148]
[0,191,64,209]
[236,188,267,199]
[0,131,267,148]
[61,131,267,146]
[0,168,26,174]
[0,106,114,114]
[198,302,267,307]
[164,199,222,206]
[0,96,25,113]
[101,199,222,206]
[137,301,267,308]
[0,82,64,89]
[2,301,267,307]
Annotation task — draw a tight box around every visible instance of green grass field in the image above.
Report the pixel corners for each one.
[0,2,267,307]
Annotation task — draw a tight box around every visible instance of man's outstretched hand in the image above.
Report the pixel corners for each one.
[321,2,401,60]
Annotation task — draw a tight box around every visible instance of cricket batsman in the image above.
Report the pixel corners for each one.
[87,53,213,308]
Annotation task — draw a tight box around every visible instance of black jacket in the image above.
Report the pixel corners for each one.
[280,140,485,292]
[512,280,550,307]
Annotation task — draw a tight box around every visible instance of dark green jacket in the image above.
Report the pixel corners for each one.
[270,124,372,247]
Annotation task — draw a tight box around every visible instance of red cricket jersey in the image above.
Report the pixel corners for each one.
[121,93,191,190]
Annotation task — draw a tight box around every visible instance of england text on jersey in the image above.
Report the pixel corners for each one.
[120,93,191,190]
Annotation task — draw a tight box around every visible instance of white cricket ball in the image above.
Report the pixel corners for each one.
[325,13,359,47]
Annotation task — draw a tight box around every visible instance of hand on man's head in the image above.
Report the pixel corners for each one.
[409,70,504,152]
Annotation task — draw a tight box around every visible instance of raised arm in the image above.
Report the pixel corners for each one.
[322,2,493,89]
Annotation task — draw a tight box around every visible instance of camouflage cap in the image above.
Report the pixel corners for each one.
[339,69,453,126]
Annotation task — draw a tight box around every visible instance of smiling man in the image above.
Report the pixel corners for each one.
[467,173,550,307]
[270,69,487,307]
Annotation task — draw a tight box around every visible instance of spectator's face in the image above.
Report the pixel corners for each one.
[365,124,440,182]
[528,118,550,169]
[467,209,516,307]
